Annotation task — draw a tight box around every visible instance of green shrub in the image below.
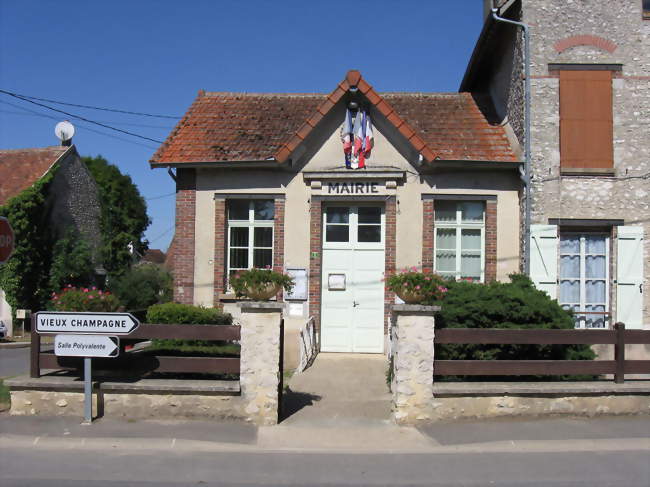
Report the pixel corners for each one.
[229,268,293,298]
[49,286,120,312]
[146,302,233,348]
[110,264,172,319]
[430,274,595,379]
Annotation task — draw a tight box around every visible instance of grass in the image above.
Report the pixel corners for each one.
[0,379,10,411]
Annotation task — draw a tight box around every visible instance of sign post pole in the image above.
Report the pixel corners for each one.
[83,357,92,424]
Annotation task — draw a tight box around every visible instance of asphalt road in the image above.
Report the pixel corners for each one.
[1,448,648,486]
[0,346,29,378]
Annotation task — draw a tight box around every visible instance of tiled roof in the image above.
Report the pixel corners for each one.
[0,146,70,206]
[140,249,166,265]
[151,71,518,165]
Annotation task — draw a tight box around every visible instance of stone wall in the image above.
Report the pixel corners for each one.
[522,0,650,326]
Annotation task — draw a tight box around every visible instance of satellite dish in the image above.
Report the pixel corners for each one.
[55,120,75,142]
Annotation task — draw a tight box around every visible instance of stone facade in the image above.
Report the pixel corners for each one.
[390,305,438,424]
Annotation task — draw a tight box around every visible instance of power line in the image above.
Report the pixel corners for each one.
[0,100,159,150]
[0,89,165,144]
[1,90,181,119]
[145,192,176,201]
[148,225,175,243]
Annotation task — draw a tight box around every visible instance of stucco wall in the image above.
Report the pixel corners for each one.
[522,0,650,326]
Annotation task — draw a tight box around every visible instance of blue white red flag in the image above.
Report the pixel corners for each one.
[351,111,364,169]
[362,112,374,159]
[340,109,353,168]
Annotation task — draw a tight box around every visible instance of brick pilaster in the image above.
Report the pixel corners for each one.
[273,199,285,272]
[384,197,397,334]
[309,199,322,334]
[485,199,498,282]
[213,198,227,305]
[421,199,434,273]
[173,168,196,304]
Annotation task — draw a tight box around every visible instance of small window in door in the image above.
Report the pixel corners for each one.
[357,207,381,242]
[325,207,350,242]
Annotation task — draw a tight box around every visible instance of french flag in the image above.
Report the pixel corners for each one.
[352,111,365,169]
[341,109,353,168]
[362,112,374,159]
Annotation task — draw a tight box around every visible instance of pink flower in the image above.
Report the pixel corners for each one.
[92,286,97,290]
[425,276,431,281]
[415,285,421,290]
[403,282,408,287]
[83,288,89,293]
[88,295,94,299]
[411,266,417,272]
[265,265,271,269]
[67,284,72,288]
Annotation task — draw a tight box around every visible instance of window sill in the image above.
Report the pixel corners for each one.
[560,168,615,176]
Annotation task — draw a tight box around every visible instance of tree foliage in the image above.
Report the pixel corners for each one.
[109,263,172,317]
[82,155,150,277]
[48,229,95,291]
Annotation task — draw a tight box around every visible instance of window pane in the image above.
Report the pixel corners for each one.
[230,227,249,247]
[358,225,381,242]
[585,236,606,254]
[253,200,274,220]
[585,255,606,278]
[585,305,607,329]
[461,202,484,223]
[436,251,456,272]
[254,227,273,247]
[461,229,481,250]
[253,249,272,268]
[229,248,248,269]
[560,280,580,303]
[326,207,349,224]
[228,200,249,220]
[560,236,580,253]
[460,253,481,279]
[434,201,456,222]
[585,280,606,303]
[560,255,580,278]
[326,225,349,242]
[436,228,455,250]
[358,207,381,224]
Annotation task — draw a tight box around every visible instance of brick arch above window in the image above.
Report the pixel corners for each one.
[554,35,618,54]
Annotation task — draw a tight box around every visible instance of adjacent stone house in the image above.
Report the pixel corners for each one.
[462,0,649,331]
[0,145,102,335]
[151,70,521,365]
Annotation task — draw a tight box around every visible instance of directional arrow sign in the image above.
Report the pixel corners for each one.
[55,334,119,358]
[36,311,140,335]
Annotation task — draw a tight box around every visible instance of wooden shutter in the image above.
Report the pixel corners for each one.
[530,224,558,299]
[559,70,613,169]
[616,226,644,329]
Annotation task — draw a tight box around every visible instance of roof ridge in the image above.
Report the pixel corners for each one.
[0,146,67,153]
[202,91,327,97]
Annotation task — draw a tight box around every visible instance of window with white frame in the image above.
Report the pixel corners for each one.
[227,200,274,282]
[559,233,609,328]
[434,201,485,282]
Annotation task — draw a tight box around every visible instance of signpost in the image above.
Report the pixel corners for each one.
[0,216,15,265]
[35,311,140,424]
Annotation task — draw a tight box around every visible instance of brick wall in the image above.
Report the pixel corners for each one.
[485,199,498,281]
[384,198,397,334]
[421,199,434,273]
[308,199,322,333]
[173,168,196,304]
[273,199,285,272]
[213,198,226,305]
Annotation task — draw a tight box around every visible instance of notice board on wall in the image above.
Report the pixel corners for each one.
[284,268,307,301]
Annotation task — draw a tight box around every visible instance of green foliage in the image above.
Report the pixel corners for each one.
[109,264,172,318]
[0,169,56,313]
[49,286,120,312]
[229,268,294,298]
[82,155,150,278]
[48,230,95,291]
[386,268,448,303]
[146,302,233,348]
[432,274,595,377]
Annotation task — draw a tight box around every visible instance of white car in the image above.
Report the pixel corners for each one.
[0,320,6,339]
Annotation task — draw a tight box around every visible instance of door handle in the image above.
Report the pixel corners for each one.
[353,301,359,307]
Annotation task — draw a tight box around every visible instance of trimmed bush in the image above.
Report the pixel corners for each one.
[110,264,172,320]
[429,274,595,378]
[146,302,233,348]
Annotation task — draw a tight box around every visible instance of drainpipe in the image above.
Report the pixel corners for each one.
[491,7,532,276]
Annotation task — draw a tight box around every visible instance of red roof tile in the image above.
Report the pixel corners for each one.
[151,72,518,166]
[0,146,70,206]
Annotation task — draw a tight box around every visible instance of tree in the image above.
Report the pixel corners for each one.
[82,156,150,278]
[109,263,172,318]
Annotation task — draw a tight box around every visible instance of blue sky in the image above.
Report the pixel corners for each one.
[0,1,485,251]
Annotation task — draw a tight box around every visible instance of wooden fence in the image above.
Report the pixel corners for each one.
[30,324,241,379]
[434,323,650,383]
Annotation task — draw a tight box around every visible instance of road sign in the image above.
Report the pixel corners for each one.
[35,311,140,335]
[55,334,119,358]
[0,217,14,265]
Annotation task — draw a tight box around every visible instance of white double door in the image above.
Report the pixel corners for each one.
[320,205,385,353]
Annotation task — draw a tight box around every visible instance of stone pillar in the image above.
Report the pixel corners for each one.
[391,304,439,424]
[237,302,283,425]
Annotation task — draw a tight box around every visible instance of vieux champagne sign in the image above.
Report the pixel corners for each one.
[35,311,140,335]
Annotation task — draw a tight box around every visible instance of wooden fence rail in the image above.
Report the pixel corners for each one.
[30,323,241,379]
[433,323,650,383]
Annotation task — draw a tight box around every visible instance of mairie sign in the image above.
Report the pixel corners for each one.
[36,311,140,336]
[55,334,119,358]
